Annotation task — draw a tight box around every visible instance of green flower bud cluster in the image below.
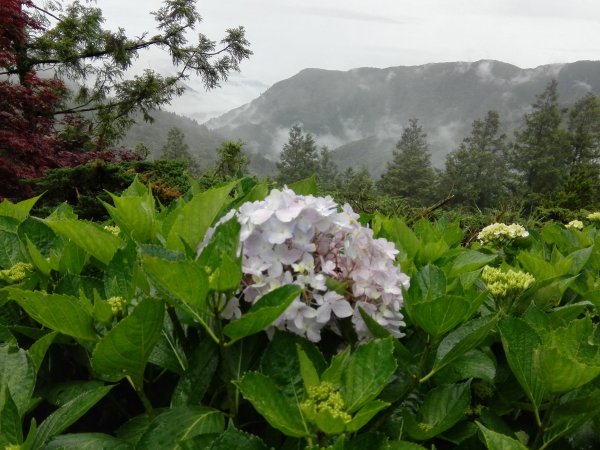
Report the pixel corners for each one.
[4,444,22,450]
[103,225,121,236]
[565,220,584,230]
[481,266,535,299]
[301,381,351,423]
[107,296,127,315]
[587,212,600,222]
[0,262,34,283]
[477,223,529,246]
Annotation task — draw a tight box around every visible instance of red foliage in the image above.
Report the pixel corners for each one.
[0,0,140,201]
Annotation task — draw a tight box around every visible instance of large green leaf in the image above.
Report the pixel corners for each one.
[404,381,471,440]
[498,316,545,416]
[410,295,472,337]
[236,371,310,438]
[260,331,326,399]
[476,422,528,450]
[345,399,389,433]
[165,182,236,252]
[28,331,58,371]
[428,315,498,380]
[0,195,41,222]
[44,218,122,265]
[135,406,224,450]
[91,298,164,387]
[340,338,396,413]
[6,289,97,342]
[0,383,22,447]
[104,190,156,243]
[142,255,209,314]
[171,339,219,407]
[449,250,497,277]
[32,385,114,450]
[44,433,132,450]
[0,231,26,268]
[223,285,301,343]
[434,349,496,384]
[288,175,318,196]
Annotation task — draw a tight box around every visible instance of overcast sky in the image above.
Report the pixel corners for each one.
[99,0,600,121]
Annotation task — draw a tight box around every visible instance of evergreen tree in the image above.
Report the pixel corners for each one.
[338,167,376,212]
[276,124,319,185]
[440,111,509,208]
[214,140,249,180]
[510,80,569,203]
[377,118,435,205]
[316,146,340,192]
[557,93,600,208]
[159,127,200,176]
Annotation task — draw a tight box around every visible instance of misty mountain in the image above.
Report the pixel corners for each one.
[205,60,600,174]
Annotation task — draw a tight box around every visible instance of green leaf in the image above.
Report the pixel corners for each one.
[171,339,219,407]
[135,406,224,450]
[429,315,498,380]
[288,174,318,195]
[404,381,471,440]
[385,442,428,450]
[32,385,114,449]
[166,182,236,252]
[43,381,106,407]
[6,288,98,342]
[476,422,528,450]
[345,399,389,432]
[260,331,326,399]
[0,383,22,447]
[498,316,545,415]
[207,427,268,450]
[25,236,51,276]
[314,408,346,435]
[44,218,122,265]
[143,255,209,314]
[91,298,164,387]
[449,250,497,277]
[223,285,301,343]
[103,243,138,299]
[236,372,311,437]
[410,295,472,337]
[434,349,496,384]
[0,195,41,222]
[340,338,396,413]
[44,433,132,450]
[28,331,58,371]
[104,190,156,243]
[0,231,25,268]
[297,346,320,392]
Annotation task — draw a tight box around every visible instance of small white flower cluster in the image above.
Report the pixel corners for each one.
[201,188,409,342]
[587,212,600,222]
[477,223,529,246]
[566,220,584,230]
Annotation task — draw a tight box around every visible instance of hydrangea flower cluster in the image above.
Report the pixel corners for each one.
[566,220,584,230]
[0,262,33,284]
[477,222,529,246]
[481,265,535,299]
[587,212,600,222]
[103,225,121,236]
[202,188,409,342]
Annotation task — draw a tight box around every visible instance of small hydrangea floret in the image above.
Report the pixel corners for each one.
[107,296,127,315]
[477,222,529,246]
[198,188,409,342]
[301,381,352,423]
[565,220,584,230]
[103,225,121,236]
[481,265,535,299]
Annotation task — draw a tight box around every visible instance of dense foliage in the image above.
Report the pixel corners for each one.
[2,177,600,449]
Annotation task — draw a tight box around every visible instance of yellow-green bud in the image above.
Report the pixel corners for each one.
[107,296,127,315]
[587,212,600,222]
[481,266,535,299]
[0,262,34,283]
[301,381,352,423]
[103,225,121,236]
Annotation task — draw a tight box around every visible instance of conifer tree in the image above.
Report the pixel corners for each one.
[377,118,436,205]
[276,125,319,185]
[510,80,569,202]
[159,127,200,176]
[440,111,509,208]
